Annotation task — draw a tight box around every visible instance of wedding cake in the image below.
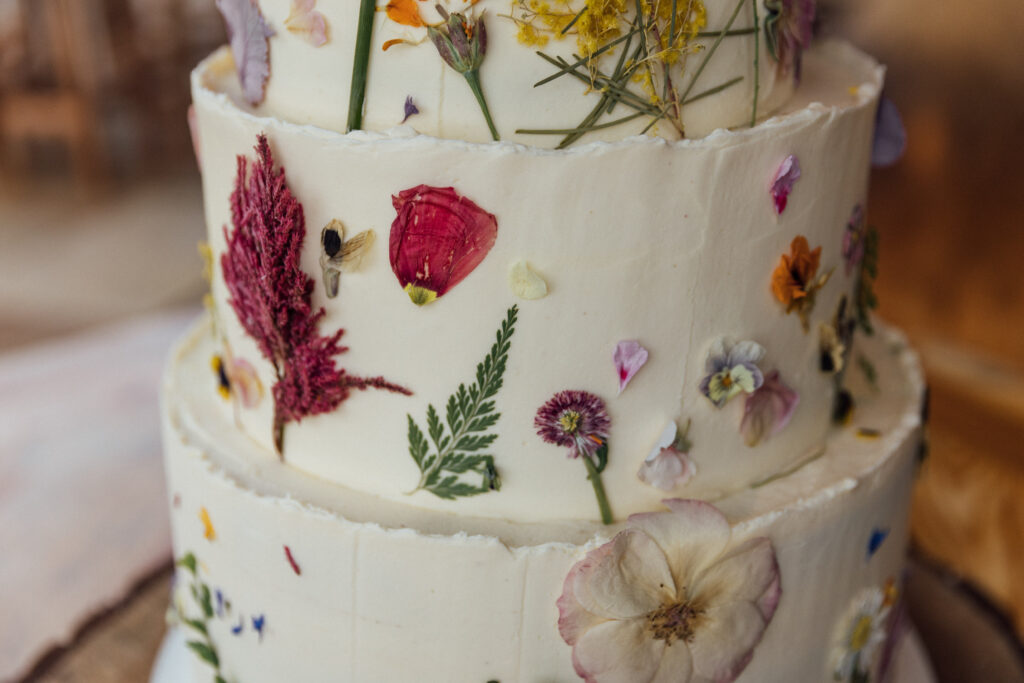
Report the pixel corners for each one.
[156,0,929,681]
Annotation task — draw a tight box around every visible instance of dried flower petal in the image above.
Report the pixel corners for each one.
[771,235,830,331]
[637,422,696,490]
[199,507,216,540]
[699,338,766,407]
[740,370,799,447]
[385,0,424,27]
[872,95,906,168]
[285,0,329,46]
[402,95,420,123]
[842,204,866,276]
[389,185,497,305]
[508,260,548,300]
[613,340,649,395]
[764,0,816,81]
[215,0,274,106]
[770,154,801,215]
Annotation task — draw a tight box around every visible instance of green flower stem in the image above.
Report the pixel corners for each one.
[582,454,613,525]
[750,0,760,127]
[463,69,499,141]
[347,0,376,132]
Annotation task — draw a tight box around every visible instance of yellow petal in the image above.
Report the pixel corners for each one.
[508,260,548,300]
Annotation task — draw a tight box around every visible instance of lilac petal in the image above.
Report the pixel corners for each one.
[402,95,420,123]
[740,370,799,447]
[614,340,649,395]
[216,0,274,105]
[637,447,696,491]
[872,95,906,167]
[770,154,801,215]
[726,340,765,367]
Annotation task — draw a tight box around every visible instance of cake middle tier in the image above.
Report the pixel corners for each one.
[193,40,883,522]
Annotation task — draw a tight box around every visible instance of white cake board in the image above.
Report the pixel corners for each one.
[150,626,936,683]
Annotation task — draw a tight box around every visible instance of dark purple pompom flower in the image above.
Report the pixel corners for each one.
[534,390,611,460]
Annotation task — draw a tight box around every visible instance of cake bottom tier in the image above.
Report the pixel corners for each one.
[161,318,925,683]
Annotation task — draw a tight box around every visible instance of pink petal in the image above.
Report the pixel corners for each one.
[613,340,649,395]
[573,619,666,683]
[571,529,674,621]
[693,537,781,620]
[558,541,616,645]
[285,0,329,46]
[627,500,731,591]
[770,154,801,215]
[216,0,274,105]
[186,105,201,167]
[740,370,799,447]
[650,639,695,683]
[637,448,696,491]
[687,600,768,682]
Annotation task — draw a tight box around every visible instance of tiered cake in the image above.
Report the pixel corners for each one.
[158,0,928,681]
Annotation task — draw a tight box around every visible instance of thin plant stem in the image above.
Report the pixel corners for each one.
[680,0,746,102]
[582,452,613,525]
[750,0,760,127]
[347,0,376,132]
[463,70,500,140]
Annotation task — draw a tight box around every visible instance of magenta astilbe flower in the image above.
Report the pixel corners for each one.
[764,0,816,81]
[535,390,614,524]
[222,135,410,456]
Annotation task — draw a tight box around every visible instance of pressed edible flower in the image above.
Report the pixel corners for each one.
[215,0,274,105]
[770,154,801,215]
[385,0,424,27]
[558,499,781,683]
[764,0,816,82]
[699,338,766,408]
[831,585,894,682]
[819,295,855,375]
[613,340,649,395]
[389,185,498,305]
[508,260,548,300]
[637,421,696,490]
[740,370,799,447]
[199,507,216,541]
[319,219,375,299]
[427,5,500,140]
[872,95,906,168]
[535,390,614,523]
[842,204,866,276]
[771,235,830,331]
[401,95,420,123]
[285,0,329,46]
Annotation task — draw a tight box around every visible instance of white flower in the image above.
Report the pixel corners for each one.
[557,499,781,683]
[831,586,892,682]
[638,422,696,490]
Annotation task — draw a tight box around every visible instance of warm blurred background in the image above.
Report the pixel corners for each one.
[1,0,1022,681]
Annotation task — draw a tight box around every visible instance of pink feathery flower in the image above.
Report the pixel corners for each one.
[221,135,409,455]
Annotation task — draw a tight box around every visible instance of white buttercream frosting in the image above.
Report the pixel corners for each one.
[162,317,924,682]
[192,40,885,521]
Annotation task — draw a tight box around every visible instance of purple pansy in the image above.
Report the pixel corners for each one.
[740,370,799,447]
[770,154,801,215]
[699,338,766,407]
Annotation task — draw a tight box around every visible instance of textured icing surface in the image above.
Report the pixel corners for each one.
[193,40,885,521]
[163,317,924,682]
[246,0,796,145]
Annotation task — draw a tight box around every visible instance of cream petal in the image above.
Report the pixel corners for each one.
[691,537,781,620]
[627,500,731,592]
[573,529,675,621]
[573,619,666,683]
[558,541,616,645]
[688,600,767,682]
[650,639,694,683]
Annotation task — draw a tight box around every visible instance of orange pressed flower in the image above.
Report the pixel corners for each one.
[771,235,830,330]
[385,0,424,27]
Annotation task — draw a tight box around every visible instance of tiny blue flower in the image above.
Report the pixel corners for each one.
[252,614,266,641]
[867,527,889,559]
[231,617,244,635]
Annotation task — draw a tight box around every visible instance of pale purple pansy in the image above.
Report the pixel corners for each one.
[613,340,649,395]
[699,338,766,407]
[216,0,274,105]
[740,370,799,447]
[770,154,801,215]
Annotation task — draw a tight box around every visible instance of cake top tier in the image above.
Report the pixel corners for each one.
[217,0,815,146]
